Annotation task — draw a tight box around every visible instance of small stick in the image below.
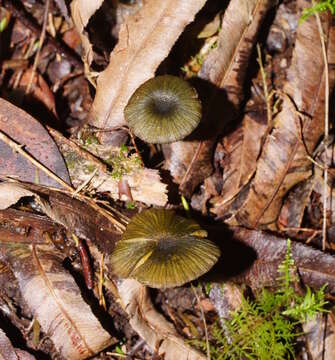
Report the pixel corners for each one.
[314,7,329,251]
[191,284,210,360]
[72,234,93,290]
[256,43,272,127]
[26,0,50,94]
[98,253,106,309]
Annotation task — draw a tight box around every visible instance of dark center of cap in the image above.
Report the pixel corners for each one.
[149,92,178,117]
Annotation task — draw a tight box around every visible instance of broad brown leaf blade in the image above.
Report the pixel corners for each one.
[277,178,314,234]
[118,279,206,360]
[231,227,335,292]
[212,109,267,214]
[228,3,335,229]
[89,0,207,131]
[164,0,274,197]
[1,244,113,360]
[0,98,70,188]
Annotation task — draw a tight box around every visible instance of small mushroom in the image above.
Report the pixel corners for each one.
[110,209,220,288]
[124,75,202,144]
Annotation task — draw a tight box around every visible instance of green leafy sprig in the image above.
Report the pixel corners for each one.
[300,0,335,22]
[191,239,329,359]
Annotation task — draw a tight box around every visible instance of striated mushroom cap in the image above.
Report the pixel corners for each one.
[110,209,220,288]
[124,75,202,144]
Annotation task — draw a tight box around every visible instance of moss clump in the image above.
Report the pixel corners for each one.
[106,145,142,180]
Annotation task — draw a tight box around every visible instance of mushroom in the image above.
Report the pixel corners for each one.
[110,209,220,288]
[124,75,202,144]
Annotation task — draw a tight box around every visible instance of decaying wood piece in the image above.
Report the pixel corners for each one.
[164,0,274,197]
[231,227,335,292]
[89,0,207,131]
[51,133,168,206]
[118,279,206,360]
[226,1,335,229]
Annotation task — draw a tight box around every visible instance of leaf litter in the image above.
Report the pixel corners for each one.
[1,0,335,358]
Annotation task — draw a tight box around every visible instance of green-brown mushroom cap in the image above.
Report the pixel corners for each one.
[124,75,202,144]
[110,209,220,288]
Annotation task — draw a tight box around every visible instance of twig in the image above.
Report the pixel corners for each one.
[98,253,106,309]
[2,0,82,68]
[256,43,272,127]
[26,0,50,94]
[191,284,210,360]
[72,234,93,290]
[72,168,98,197]
[314,7,329,251]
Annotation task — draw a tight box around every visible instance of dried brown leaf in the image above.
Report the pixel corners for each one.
[199,0,272,103]
[212,110,267,214]
[0,98,70,188]
[164,0,274,197]
[89,0,207,131]
[228,3,335,229]
[0,182,37,210]
[18,69,57,118]
[277,178,314,234]
[1,244,113,360]
[70,0,104,67]
[118,279,206,360]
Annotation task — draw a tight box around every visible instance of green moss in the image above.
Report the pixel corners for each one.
[106,145,142,180]
[191,240,329,359]
[81,132,100,146]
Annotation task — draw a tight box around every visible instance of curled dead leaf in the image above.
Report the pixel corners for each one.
[118,279,206,360]
[70,0,104,67]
